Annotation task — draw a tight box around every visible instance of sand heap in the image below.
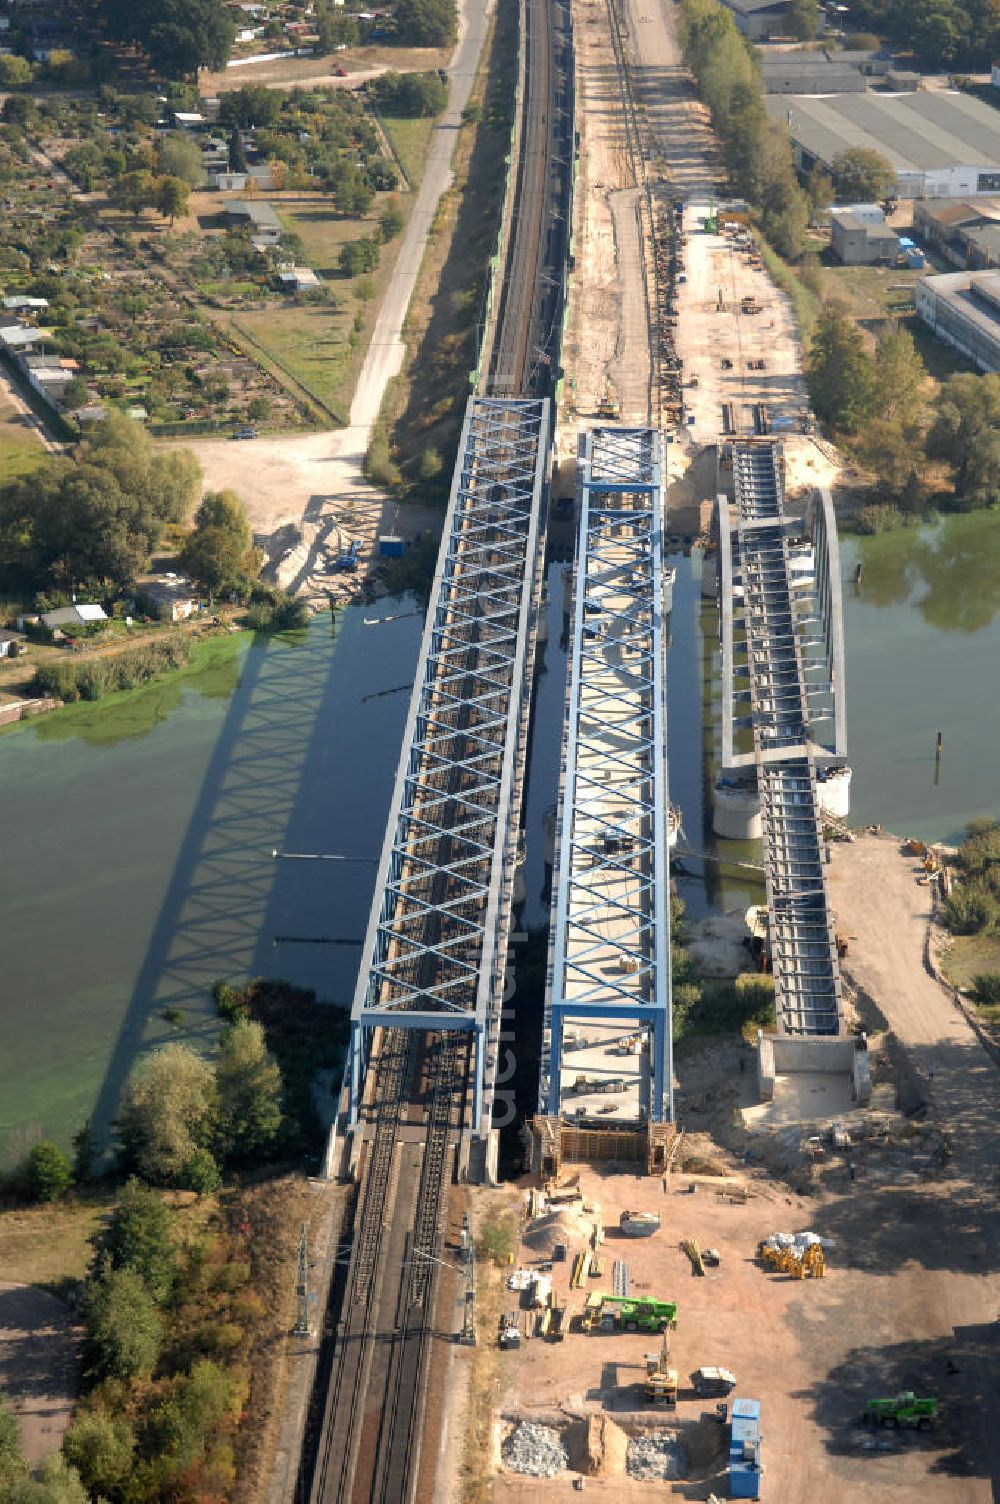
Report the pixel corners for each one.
[522,1203,601,1257]
[577,1415,630,1477]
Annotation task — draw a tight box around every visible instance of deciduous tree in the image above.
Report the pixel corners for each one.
[117,1044,218,1185]
[82,1268,163,1383]
[216,1018,283,1164]
[806,302,876,431]
[831,147,896,203]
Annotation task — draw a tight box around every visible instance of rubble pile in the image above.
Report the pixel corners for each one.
[626,1433,687,1481]
[502,1422,569,1477]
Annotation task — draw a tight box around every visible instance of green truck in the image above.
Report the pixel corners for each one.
[583,1296,678,1334]
[862,1392,938,1430]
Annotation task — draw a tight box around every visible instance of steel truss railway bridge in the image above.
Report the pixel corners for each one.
[539,426,674,1131]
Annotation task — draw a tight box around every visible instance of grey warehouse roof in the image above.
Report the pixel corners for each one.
[768,91,1000,173]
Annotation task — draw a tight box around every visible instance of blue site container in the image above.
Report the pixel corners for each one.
[730,1398,762,1499]
[905,248,925,268]
[378,535,405,559]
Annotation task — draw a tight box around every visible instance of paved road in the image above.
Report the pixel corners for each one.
[348,0,491,430]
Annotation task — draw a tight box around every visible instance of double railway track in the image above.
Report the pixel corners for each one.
[302,0,566,1495]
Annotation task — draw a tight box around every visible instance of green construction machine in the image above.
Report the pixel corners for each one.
[862,1392,938,1430]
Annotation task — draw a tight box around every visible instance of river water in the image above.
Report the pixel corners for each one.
[2,510,995,1163]
[0,606,421,1166]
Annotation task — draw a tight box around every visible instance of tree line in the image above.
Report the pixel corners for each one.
[806,304,1000,516]
[846,0,1000,70]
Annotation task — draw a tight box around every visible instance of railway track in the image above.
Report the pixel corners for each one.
[302,0,566,1495]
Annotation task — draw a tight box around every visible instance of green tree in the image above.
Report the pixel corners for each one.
[339,236,380,277]
[0,1395,27,1492]
[63,1412,136,1499]
[108,168,157,218]
[392,0,457,45]
[316,3,360,51]
[216,1018,283,1164]
[7,1453,90,1503]
[378,202,405,242]
[83,1267,163,1383]
[0,55,34,87]
[927,372,1000,508]
[873,326,926,426]
[181,525,247,598]
[192,488,252,552]
[98,0,236,77]
[158,132,205,187]
[217,85,281,130]
[831,147,896,203]
[155,173,191,224]
[179,1146,221,1194]
[92,1178,177,1302]
[371,71,448,118]
[806,302,877,432]
[856,417,926,509]
[786,0,820,38]
[26,1142,73,1203]
[117,1043,218,1184]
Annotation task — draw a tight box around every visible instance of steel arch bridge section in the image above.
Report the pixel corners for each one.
[541,425,674,1126]
[348,397,550,1132]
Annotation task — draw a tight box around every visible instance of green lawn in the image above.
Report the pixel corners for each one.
[0,419,49,484]
[380,115,436,187]
[941,932,1000,1028]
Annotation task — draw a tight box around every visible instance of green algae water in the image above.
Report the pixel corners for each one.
[0,607,421,1166]
[840,510,1000,845]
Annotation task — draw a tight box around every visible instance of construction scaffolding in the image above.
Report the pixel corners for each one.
[717,440,844,1038]
[348,397,550,1132]
[540,426,674,1126]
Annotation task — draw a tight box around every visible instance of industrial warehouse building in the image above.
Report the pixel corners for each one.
[829,204,899,264]
[768,92,1000,198]
[915,272,1000,372]
[913,199,1000,269]
[722,0,823,40]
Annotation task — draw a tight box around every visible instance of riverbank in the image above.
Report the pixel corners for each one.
[0,627,249,744]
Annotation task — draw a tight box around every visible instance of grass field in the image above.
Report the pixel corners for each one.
[0,1196,109,1287]
[942,933,1000,1029]
[0,394,49,484]
[380,115,436,187]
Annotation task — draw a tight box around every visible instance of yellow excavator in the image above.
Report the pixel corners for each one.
[644,1329,678,1406]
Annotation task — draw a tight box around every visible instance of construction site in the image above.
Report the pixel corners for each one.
[431,0,1000,1497]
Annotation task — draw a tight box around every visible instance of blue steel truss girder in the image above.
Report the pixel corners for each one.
[349,397,550,1129]
[542,426,673,1126]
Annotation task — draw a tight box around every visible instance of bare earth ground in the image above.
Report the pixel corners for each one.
[559,0,650,465]
[198,45,451,93]
[0,1284,80,1465]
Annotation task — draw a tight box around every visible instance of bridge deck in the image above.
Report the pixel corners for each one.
[541,426,673,1125]
[731,442,843,1038]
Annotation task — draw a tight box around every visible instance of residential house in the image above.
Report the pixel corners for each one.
[40,604,108,635]
[137,579,199,623]
[278,266,322,291]
[223,199,283,247]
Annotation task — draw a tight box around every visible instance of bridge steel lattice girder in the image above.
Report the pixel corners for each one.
[348,397,550,1132]
[542,425,674,1126]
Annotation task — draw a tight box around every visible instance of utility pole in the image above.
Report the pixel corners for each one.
[293,1224,312,1338]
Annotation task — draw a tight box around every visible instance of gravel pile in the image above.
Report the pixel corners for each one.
[626,1434,687,1481]
[502,1422,569,1477]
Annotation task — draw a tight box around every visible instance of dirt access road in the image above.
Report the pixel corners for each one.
[0,1284,80,1465]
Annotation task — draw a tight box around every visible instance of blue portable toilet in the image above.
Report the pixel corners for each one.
[730,1398,762,1499]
